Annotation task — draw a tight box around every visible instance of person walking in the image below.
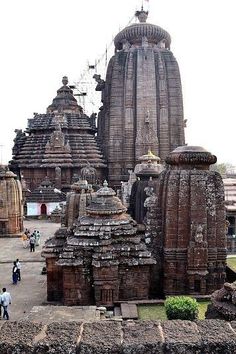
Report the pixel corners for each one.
[12,261,18,284]
[16,259,21,281]
[0,291,2,319]
[1,288,12,320]
[29,234,36,252]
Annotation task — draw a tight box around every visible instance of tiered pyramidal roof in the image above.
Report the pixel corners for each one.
[11,77,106,170]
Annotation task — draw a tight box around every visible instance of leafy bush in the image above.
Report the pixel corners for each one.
[164,296,199,320]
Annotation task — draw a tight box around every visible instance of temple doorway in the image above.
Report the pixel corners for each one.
[41,203,47,215]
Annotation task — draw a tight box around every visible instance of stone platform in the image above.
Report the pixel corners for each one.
[25,305,100,324]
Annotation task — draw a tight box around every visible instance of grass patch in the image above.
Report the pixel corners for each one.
[138,304,167,320]
[138,301,209,320]
[227,256,236,271]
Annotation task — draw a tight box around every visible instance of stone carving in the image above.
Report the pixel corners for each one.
[80,162,97,185]
[93,74,105,91]
[206,282,236,321]
[194,225,204,243]
[14,129,25,141]
[215,282,236,304]
[46,124,70,151]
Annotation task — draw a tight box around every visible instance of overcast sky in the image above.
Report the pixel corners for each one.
[1,0,235,166]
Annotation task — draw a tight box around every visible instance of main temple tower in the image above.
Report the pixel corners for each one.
[97,9,185,187]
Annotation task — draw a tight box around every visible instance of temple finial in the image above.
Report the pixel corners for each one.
[103,180,108,188]
[135,7,148,23]
[62,76,68,86]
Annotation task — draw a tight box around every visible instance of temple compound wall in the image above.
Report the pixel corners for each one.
[0,166,23,237]
[1,320,236,353]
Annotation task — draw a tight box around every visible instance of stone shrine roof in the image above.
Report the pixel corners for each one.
[114,9,171,50]
[86,181,126,216]
[47,76,80,113]
[27,178,65,203]
[52,181,156,268]
[165,145,217,166]
[11,77,106,169]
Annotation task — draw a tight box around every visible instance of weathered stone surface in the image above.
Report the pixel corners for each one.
[162,320,201,353]
[0,321,42,353]
[78,321,122,354]
[0,167,23,237]
[0,320,236,353]
[206,282,236,321]
[35,322,82,354]
[197,320,236,353]
[146,146,227,296]
[122,320,163,354]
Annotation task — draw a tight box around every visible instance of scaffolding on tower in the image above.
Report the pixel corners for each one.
[71,12,137,115]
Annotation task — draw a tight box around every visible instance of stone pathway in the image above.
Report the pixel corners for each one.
[0,220,59,321]
[0,220,102,322]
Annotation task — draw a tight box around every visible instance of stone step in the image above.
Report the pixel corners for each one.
[120,303,138,320]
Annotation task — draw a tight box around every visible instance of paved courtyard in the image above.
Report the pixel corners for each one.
[0,219,59,321]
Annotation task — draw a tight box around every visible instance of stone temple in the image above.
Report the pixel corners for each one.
[11,8,227,304]
[42,146,227,305]
[42,181,155,306]
[0,166,23,237]
[96,9,185,187]
[10,76,106,193]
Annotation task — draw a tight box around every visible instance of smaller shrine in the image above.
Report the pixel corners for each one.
[63,179,93,227]
[42,181,155,306]
[121,150,163,211]
[0,166,23,237]
[26,178,65,217]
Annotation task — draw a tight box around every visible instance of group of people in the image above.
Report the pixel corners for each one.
[0,288,12,320]
[12,259,21,284]
[21,229,41,251]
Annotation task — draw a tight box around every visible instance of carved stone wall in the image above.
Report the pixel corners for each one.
[157,146,226,295]
[0,167,23,237]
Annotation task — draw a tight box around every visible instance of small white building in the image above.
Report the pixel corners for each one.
[26,178,65,217]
